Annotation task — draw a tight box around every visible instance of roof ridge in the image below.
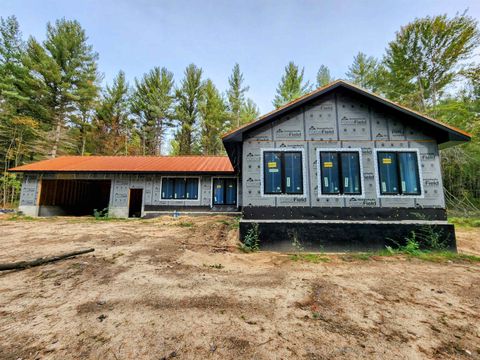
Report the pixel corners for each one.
[221,79,471,141]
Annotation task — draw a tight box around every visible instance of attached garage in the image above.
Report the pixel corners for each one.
[38,179,111,216]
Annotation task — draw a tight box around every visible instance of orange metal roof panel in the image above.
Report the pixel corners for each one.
[9,156,234,173]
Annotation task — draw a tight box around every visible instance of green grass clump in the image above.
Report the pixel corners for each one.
[6,214,36,221]
[449,217,480,228]
[289,253,330,263]
[340,253,375,261]
[176,221,194,227]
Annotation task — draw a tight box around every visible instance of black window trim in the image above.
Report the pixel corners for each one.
[317,148,363,197]
[161,176,200,200]
[262,149,305,196]
[376,150,422,196]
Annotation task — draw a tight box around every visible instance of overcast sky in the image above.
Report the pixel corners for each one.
[2,0,479,114]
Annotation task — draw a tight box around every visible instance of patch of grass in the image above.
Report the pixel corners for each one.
[340,253,375,261]
[289,253,330,263]
[176,221,194,227]
[6,214,36,221]
[413,251,480,263]
[449,217,480,228]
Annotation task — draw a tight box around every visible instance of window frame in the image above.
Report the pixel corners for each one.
[160,176,200,201]
[260,148,307,198]
[373,148,424,198]
[210,176,239,206]
[316,148,364,198]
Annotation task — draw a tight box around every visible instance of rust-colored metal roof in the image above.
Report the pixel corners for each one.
[9,156,234,173]
[222,80,472,142]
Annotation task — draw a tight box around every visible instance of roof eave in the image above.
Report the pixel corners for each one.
[222,80,472,145]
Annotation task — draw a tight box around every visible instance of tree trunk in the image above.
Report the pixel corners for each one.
[0,248,95,271]
[51,116,62,158]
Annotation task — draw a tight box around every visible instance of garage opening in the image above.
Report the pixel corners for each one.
[38,179,111,216]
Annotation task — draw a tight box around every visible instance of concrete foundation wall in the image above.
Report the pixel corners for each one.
[19,173,240,218]
[242,92,445,210]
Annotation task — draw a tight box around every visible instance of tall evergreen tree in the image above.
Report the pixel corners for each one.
[95,71,135,155]
[199,79,227,155]
[174,64,203,155]
[316,65,333,87]
[0,16,41,206]
[227,63,249,128]
[239,98,259,124]
[383,13,480,112]
[346,52,382,91]
[23,18,99,157]
[273,62,311,108]
[131,67,174,155]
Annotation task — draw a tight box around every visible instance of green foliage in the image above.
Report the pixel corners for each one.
[131,67,174,155]
[199,79,228,155]
[316,65,333,87]
[289,253,330,263]
[175,221,194,227]
[383,13,480,110]
[449,217,480,227]
[174,64,203,155]
[94,71,134,155]
[23,18,100,157]
[93,207,109,220]
[289,229,304,252]
[346,52,383,92]
[273,61,311,108]
[240,223,260,252]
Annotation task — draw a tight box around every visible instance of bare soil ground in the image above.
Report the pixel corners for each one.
[0,216,479,360]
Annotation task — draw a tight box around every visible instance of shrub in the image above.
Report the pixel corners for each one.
[240,223,260,252]
[93,208,109,220]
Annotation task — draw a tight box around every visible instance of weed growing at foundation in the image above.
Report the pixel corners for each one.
[240,223,259,252]
[93,208,109,220]
[289,229,305,252]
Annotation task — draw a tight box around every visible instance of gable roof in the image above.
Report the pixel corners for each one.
[222,80,471,146]
[9,155,234,173]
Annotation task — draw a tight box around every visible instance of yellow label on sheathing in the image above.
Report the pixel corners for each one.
[382,158,392,164]
[267,162,277,168]
[324,161,333,168]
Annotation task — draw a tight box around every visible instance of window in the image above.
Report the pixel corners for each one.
[377,151,420,195]
[161,178,199,200]
[213,178,237,205]
[319,151,362,195]
[263,151,303,195]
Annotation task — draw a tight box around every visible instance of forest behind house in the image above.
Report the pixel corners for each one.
[0,13,479,212]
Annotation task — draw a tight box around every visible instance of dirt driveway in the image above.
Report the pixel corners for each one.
[0,216,479,359]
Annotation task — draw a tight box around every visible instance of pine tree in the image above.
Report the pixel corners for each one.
[131,67,174,155]
[316,65,333,87]
[0,16,41,206]
[199,79,227,155]
[23,18,100,157]
[94,71,134,155]
[227,63,249,128]
[346,52,382,91]
[174,64,203,155]
[239,98,259,124]
[273,62,311,108]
